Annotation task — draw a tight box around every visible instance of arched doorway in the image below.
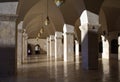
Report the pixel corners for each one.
[27,44,32,55]
[34,44,41,54]
[111,39,118,54]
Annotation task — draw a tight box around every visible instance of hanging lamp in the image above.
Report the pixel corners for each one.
[54,0,65,7]
[44,0,50,26]
[44,16,49,26]
[40,27,44,34]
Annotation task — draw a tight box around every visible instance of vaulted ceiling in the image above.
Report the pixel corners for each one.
[16,0,103,38]
[102,0,120,32]
[5,0,120,39]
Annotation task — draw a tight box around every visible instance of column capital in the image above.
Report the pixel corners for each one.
[75,40,79,44]
[80,10,99,25]
[64,32,74,35]
[55,31,63,39]
[18,21,23,29]
[23,32,28,39]
[18,21,24,33]
[63,24,74,34]
[47,37,50,42]
[50,35,55,41]
[79,23,100,33]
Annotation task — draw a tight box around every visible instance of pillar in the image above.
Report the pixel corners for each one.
[118,36,120,60]
[17,21,23,67]
[63,24,74,62]
[0,2,18,77]
[80,10,100,70]
[101,35,110,59]
[0,15,17,77]
[75,40,80,63]
[22,30,28,63]
[50,35,55,60]
[47,37,50,59]
[75,40,79,56]
[55,31,63,60]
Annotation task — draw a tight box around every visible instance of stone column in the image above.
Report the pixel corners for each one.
[101,35,110,59]
[55,31,63,60]
[75,40,79,63]
[0,2,18,77]
[47,37,50,59]
[80,10,100,70]
[0,15,18,77]
[50,35,55,60]
[118,36,120,60]
[22,30,28,63]
[63,24,74,62]
[75,40,79,56]
[17,21,23,67]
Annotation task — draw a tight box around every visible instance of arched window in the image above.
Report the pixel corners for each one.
[111,39,118,54]
[34,44,40,54]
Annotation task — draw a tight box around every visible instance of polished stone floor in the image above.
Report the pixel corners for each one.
[0,55,120,82]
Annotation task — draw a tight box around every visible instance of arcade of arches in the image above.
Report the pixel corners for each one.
[0,0,120,82]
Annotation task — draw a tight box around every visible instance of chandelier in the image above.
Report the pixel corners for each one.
[54,0,65,7]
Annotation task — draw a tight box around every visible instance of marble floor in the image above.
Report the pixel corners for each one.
[0,56,120,82]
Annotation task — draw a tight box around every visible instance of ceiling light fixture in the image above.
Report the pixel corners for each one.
[54,0,65,7]
[40,27,44,34]
[40,14,44,35]
[44,0,50,26]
